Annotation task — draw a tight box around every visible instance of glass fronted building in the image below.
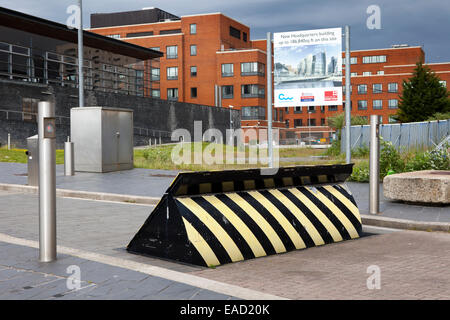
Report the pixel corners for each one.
[0,7,162,97]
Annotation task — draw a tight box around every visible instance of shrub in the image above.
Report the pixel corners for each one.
[324,139,341,156]
[379,138,405,178]
[405,144,450,171]
[349,160,370,182]
[352,145,369,158]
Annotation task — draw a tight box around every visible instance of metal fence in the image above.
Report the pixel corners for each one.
[341,119,450,152]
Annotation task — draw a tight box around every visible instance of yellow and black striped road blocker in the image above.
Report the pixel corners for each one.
[127,164,362,267]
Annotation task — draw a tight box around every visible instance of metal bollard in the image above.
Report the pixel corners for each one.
[38,101,57,262]
[369,115,380,214]
[7,133,10,150]
[64,136,74,176]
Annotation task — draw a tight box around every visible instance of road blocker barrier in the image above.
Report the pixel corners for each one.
[127,164,362,267]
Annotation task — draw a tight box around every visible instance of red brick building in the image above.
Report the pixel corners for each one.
[89,8,450,143]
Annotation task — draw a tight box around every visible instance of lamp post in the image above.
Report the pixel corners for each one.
[78,0,84,108]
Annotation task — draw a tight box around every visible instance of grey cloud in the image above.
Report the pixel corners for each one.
[1,0,449,62]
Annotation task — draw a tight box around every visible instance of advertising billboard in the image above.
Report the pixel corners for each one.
[274,28,342,107]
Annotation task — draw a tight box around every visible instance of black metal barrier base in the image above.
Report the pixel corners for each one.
[127,164,362,267]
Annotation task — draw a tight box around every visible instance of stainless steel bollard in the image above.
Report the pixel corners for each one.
[38,101,57,262]
[369,115,380,214]
[7,133,10,150]
[64,137,74,176]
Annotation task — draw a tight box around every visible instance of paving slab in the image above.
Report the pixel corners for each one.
[0,241,236,300]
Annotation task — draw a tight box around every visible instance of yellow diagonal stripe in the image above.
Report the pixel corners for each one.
[177,198,244,262]
[323,185,361,223]
[288,188,343,242]
[203,195,266,258]
[269,189,325,246]
[181,217,220,267]
[305,187,359,239]
[226,193,286,254]
[248,191,306,250]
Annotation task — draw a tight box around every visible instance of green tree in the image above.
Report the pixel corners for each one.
[396,62,450,122]
[327,112,368,140]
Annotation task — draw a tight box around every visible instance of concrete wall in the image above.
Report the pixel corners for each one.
[0,79,241,148]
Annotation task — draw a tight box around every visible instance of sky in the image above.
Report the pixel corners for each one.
[1,0,449,63]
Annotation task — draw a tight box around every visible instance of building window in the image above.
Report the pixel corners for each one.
[166,67,178,80]
[373,99,383,109]
[190,45,197,56]
[343,57,358,65]
[294,119,302,127]
[308,118,316,126]
[363,71,371,76]
[221,63,234,77]
[229,26,241,39]
[107,34,120,39]
[377,70,384,75]
[279,110,283,122]
[151,68,160,81]
[243,32,248,42]
[285,120,290,128]
[358,84,367,94]
[241,62,265,76]
[285,107,289,114]
[166,46,178,59]
[151,89,160,98]
[308,106,315,113]
[241,106,265,120]
[362,55,387,64]
[350,72,358,76]
[150,47,160,52]
[439,80,447,88]
[343,101,353,110]
[343,85,353,95]
[126,31,153,38]
[294,106,302,113]
[190,24,197,35]
[373,83,382,93]
[388,82,398,93]
[328,105,338,111]
[358,100,368,110]
[388,99,398,109]
[321,118,326,126]
[160,29,182,35]
[378,115,383,123]
[241,84,265,98]
[320,106,325,113]
[222,85,234,99]
[191,87,197,98]
[190,66,197,77]
[167,88,178,101]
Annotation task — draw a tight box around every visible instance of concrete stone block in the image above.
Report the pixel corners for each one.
[383,170,450,204]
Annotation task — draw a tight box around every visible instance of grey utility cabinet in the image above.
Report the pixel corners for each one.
[71,107,133,173]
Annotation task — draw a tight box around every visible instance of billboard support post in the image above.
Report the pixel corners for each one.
[345,25,351,164]
[267,32,273,168]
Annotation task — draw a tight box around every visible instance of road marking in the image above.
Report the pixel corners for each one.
[0,232,287,300]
